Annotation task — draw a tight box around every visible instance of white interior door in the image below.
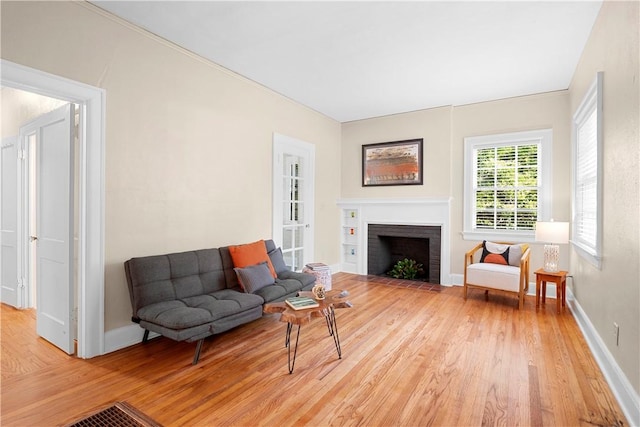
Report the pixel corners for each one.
[21,104,75,354]
[1,136,23,308]
[272,133,315,271]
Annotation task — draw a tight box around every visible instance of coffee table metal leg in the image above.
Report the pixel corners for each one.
[323,308,333,336]
[285,322,292,348]
[285,322,301,374]
[325,306,342,359]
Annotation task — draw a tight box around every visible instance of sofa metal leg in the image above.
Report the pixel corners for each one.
[192,339,204,365]
[142,330,149,343]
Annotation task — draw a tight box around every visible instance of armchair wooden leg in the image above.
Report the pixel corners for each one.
[518,293,524,310]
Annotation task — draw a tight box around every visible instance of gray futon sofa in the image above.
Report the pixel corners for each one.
[124,239,315,364]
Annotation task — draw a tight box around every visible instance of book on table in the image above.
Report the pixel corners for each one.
[285,296,320,310]
[305,263,329,271]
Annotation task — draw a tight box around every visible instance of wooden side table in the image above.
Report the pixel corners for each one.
[535,268,568,314]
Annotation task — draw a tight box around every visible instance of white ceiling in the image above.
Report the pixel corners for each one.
[91,1,603,123]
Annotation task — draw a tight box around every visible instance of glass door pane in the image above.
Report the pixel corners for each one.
[281,154,305,271]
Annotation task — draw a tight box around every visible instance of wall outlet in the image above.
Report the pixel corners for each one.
[613,322,619,346]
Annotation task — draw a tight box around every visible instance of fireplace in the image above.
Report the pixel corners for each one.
[367,224,441,284]
[337,198,451,284]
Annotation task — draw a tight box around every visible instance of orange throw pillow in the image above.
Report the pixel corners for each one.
[228,240,277,278]
[479,241,510,265]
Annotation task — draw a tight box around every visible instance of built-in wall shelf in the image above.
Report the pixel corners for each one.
[340,207,360,273]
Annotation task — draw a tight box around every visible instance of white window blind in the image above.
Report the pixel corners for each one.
[572,72,602,268]
[474,143,539,231]
[463,129,552,241]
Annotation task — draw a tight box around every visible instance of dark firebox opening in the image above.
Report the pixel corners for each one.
[367,224,441,284]
[379,236,430,280]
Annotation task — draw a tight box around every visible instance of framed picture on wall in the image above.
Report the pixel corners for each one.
[362,138,423,186]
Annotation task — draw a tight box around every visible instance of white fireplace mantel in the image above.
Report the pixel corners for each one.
[337,198,452,285]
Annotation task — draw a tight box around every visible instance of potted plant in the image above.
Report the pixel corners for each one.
[387,258,424,280]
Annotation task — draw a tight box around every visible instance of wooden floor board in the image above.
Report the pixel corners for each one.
[0,273,628,426]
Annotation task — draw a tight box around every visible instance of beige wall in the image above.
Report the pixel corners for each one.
[1,1,342,331]
[568,0,639,394]
[341,106,453,199]
[1,88,68,137]
[342,91,571,278]
[451,92,571,275]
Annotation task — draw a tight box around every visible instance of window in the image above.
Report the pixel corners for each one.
[463,129,552,241]
[572,72,602,268]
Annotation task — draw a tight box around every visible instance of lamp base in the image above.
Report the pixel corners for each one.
[543,244,560,272]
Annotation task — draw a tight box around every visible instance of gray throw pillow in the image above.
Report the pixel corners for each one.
[268,247,289,275]
[234,262,275,293]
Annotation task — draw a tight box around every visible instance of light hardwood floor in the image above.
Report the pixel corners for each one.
[1,273,627,426]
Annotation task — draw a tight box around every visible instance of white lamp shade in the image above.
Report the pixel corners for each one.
[535,221,569,244]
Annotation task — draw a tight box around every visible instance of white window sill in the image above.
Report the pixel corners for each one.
[571,240,602,269]
[462,230,536,243]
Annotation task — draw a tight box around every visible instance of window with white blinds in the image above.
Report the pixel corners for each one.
[463,129,552,241]
[572,72,603,268]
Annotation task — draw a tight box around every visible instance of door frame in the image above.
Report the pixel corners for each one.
[1,135,21,307]
[272,133,315,268]
[1,59,105,358]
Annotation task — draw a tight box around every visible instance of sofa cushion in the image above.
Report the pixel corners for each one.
[466,262,521,292]
[125,249,229,316]
[278,270,316,288]
[137,301,214,330]
[268,247,289,275]
[234,262,276,293]
[253,278,306,303]
[182,290,264,316]
[137,289,264,329]
[228,240,277,278]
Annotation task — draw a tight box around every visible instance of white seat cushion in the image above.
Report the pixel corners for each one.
[466,263,521,292]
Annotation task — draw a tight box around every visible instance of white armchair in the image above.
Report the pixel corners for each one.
[463,241,530,309]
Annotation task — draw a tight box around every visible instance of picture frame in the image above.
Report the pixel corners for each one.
[362,138,423,186]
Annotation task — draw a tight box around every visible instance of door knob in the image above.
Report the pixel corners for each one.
[30,236,38,242]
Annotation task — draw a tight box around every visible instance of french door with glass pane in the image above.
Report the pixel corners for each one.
[272,134,315,271]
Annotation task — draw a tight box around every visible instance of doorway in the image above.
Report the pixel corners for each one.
[1,59,105,358]
[272,133,315,270]
[2,89,78,354]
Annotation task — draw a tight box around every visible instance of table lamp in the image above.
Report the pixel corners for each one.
[535,220,570,272]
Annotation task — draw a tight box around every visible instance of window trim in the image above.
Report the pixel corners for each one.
[571,72,603,269]
[463,129,552,242]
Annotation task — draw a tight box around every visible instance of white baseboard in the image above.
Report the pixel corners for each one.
[104,323,159,354]
[450,273,464,286]
[566,287,640,426]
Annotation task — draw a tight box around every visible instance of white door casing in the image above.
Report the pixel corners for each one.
[21,104,75,354]
[272,133,315,270]
[1,59,105,358]
[1,136,22,308]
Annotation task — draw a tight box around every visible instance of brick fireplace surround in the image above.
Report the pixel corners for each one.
[368,224,441,284]
[337,198,451,285]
